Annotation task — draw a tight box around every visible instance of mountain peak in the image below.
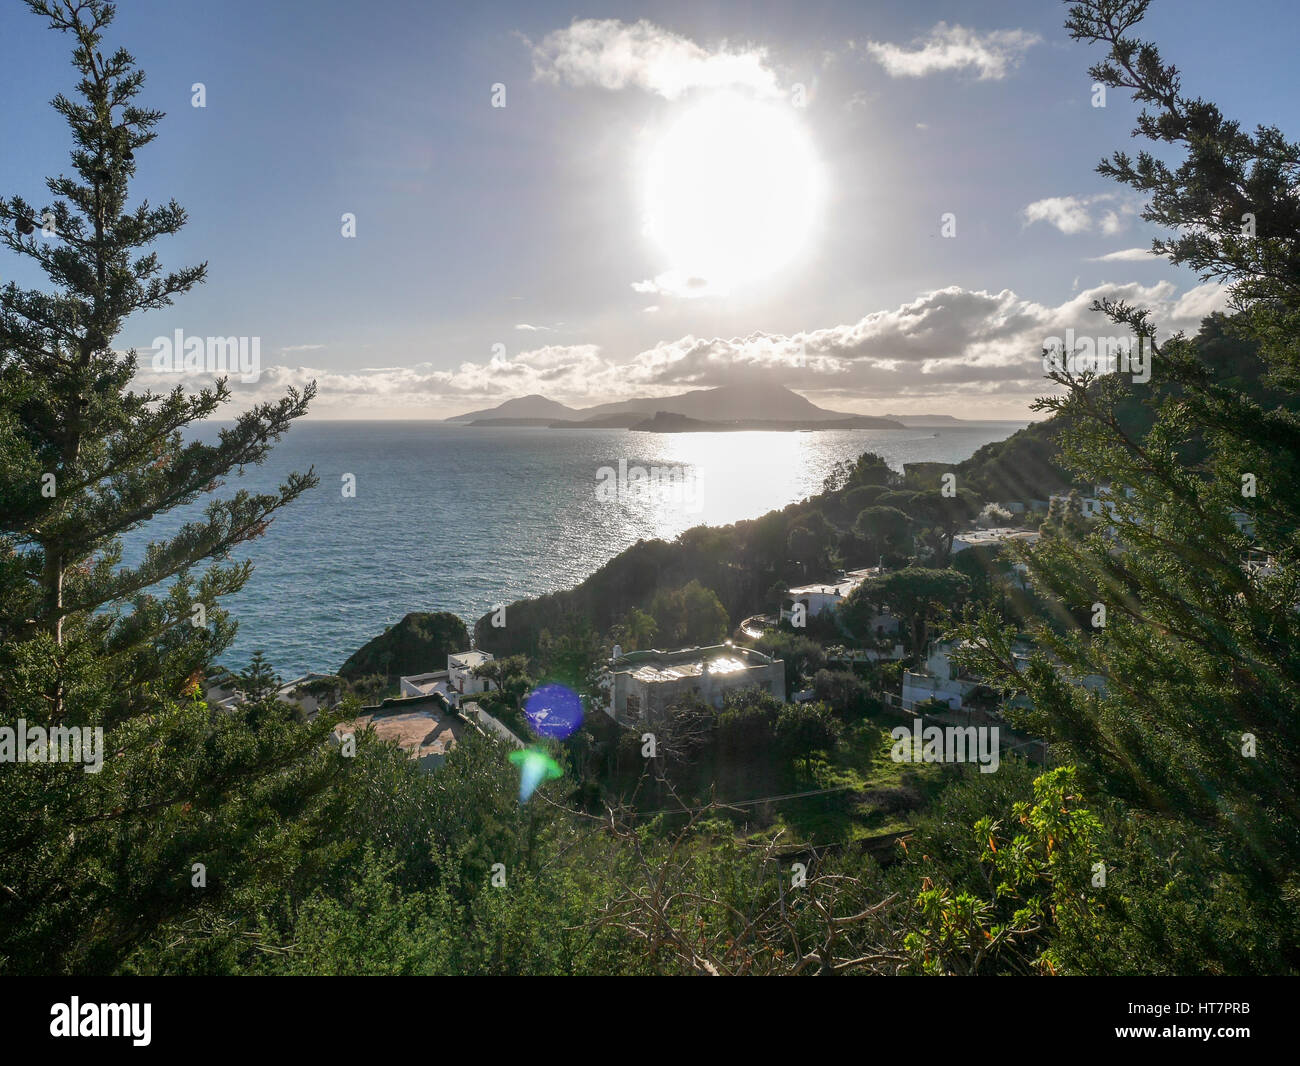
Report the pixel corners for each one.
[446,381,858,424]
[445,394,579,422]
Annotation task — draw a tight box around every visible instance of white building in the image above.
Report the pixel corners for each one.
[448,650,495,696]
[782,567,898,637]
[1048,488,1255,543]
[399,669,451,699]
[783,573,862,619]
[901,640,1102,712]
[401,650,499,704]
[1048,492,1113,521]
[599,644,785,725]
[900,642,1002,711]
[1047,483,1137,523]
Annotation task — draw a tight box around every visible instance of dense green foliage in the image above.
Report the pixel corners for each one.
[338,610,469,682]
[0,0,331,975]
[938,0,1300,973]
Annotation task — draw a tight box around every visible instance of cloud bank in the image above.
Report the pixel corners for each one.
[130,281,1228,418]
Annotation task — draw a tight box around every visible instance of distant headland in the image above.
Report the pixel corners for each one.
[445,383,906,431]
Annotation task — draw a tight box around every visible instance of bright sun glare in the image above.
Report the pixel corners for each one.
[642,92,825,295]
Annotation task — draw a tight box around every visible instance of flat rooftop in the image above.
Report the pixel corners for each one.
[612,645,777,684]
[337,704,463,761]
[630,654,751,684]
[788,567,881,599]
[787,582,849,597]
[401,670,450,695]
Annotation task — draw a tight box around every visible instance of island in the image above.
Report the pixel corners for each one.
[447,383,906,431]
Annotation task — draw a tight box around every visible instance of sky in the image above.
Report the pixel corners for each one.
[2,0,1297,419]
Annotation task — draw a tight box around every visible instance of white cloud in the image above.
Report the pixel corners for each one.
[530,19,781,100]
[1171,281,1231,323]
[862,22,1040,81]
[514,323,551,332]
[1023,193,1137,235]
[631,271,722,299]
[143,281,1228,417]
[1022,195,1094,235]
[1088,247,1154,262]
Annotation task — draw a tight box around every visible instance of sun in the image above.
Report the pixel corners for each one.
[641,92,825,296]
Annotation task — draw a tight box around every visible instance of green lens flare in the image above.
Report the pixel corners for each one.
[509,747,562,802]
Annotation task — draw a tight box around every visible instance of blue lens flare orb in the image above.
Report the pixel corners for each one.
[523,683,583,740]
[509,748,563,803]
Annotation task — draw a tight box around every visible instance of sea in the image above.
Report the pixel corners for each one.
[121,420,1026,677]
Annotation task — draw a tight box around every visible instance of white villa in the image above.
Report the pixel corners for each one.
[1048,486,1256,542]
[781,567,899,637]
[400,649,496,703]
[1047,483,1136,522]
[900,640,1103,713]
[899,642,1020,712]
[1048,492,1115,521]
[783,572,865,618]
[599,644,785,725]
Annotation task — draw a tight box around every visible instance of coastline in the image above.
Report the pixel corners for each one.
[306,420,1030,675]
[128,419,1029,676]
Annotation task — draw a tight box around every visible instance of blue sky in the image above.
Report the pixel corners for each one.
[2,0,1297,418]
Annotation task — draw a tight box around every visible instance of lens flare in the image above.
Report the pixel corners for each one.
[509,747,563,803]
[523,683,583,740]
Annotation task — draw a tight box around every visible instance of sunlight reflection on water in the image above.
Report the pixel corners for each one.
[122,422,1024,674]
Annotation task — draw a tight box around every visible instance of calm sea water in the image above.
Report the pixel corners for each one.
[123,421,1025,676]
